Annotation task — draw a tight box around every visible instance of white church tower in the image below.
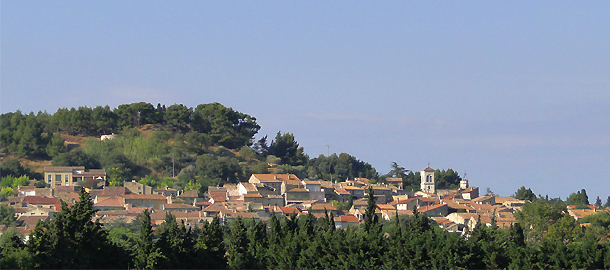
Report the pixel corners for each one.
[420,166,436,194]
[460,172,469,189]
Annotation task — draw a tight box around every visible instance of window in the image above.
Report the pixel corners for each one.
[65,174,69,182]
[47,174,52,182]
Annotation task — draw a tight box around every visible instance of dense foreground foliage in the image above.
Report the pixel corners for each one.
[2,189,610,269]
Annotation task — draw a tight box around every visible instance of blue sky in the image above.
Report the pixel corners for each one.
[2,2,609,201]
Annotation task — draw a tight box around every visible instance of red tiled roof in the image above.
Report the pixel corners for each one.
[394,198,418,204]
[17,215,49,228]
[251,174,300,182]
[309,203,337,211]
[95,196,125,207]
[44,166,84,172]
[303,181,321,185]
[338,215,360,223]
[101,187,126,197]
[22,196,60,205]
[419,203,447,213]
[278,207,300,214]
[163,203,198,209]
[421,167,435,172]
[124,194,166,200]
[334,187,350,195]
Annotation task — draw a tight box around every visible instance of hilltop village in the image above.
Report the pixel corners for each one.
[3,164,563,239]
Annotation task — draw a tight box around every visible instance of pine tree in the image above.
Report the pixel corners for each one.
[133,209,161,269]
[364,187,378,234]
[227,217,250,269]
[195,216,226,269]
[27,188,126,269]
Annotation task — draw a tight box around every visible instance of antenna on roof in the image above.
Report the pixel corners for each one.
[428,162,430,167]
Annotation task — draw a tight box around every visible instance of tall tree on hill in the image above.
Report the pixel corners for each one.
[566,189,590,206]
[268,132,308,166]
[191,102,260,149]
[164,104,192,132]
[514,186,537,201]
[91,105,117,135]
[388,162,409,178]
[115,102,157,128]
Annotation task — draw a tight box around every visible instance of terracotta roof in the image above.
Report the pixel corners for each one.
[224,211,259,219]
[154,187,177,192]
[209,191,227,197]
[303,180,321,185]
[127,206,151,214]
[44,166,85,172]
[150,211,169,221]
[17,215,49,228]
[421,167,435,172]
[173,211,203,219]
[278,206,300,214]
[101,187,126,197]
[204,203,229,212]
[195,201,212,207]
[371,186,392,191]
[163,203,199,210]
[18,186,36,191]
[22,196,60,205]
[472,196,493,202]
[394,198,418,204]
[462,187,479,193]
[243,193,263,198]
[337,215,360,223]
[124,194,167,200]
[419,203,447,213]
[377,204,396,211]
[251,174,300,182]
[95,196,125,207]
[240,183,258,192]
[309,203,337,211]
[334,187,350,195]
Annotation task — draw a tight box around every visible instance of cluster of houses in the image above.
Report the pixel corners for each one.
[2,166,607,241]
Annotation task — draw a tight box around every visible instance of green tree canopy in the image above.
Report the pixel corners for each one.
[514,186,537,201]
[566,189,590,206]
[268,132,308,166]
[191,102,260,149]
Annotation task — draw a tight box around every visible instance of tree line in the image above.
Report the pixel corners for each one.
[2,188,610,269]
[1,102,383,194]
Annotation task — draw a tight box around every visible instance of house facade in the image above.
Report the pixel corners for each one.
[44,166,106,188]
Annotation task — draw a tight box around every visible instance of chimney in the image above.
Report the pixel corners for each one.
[274,175,277,180]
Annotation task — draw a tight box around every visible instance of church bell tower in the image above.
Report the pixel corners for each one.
[420,165,435,194]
